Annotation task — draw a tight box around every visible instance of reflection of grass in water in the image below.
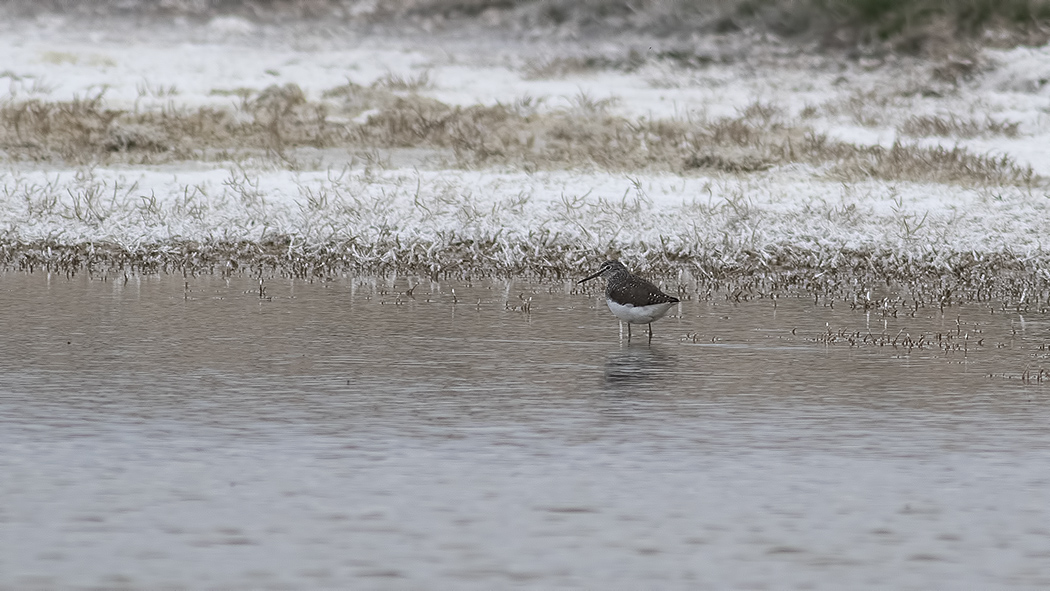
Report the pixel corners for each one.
[0,86,1040,188]
[5,236,1050,314]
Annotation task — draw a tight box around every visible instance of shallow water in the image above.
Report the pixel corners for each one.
[2,272,1050,590]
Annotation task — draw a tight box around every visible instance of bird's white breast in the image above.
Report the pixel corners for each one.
[606,298,675,324]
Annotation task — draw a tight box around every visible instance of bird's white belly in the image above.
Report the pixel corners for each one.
[606,299,674,324]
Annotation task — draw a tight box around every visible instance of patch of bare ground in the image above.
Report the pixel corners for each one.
[1,87,1040,188]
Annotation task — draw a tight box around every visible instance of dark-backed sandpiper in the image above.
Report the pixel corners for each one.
[578,260,679,343]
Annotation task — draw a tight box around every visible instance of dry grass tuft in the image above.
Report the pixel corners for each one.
[898,114,1021,139]
[521,56,610,80]
[827,89,903,128]
[684,153,773,173]
[798,135,1037,186]
[372,71,433,91]
[1,93,125,160]
[0,84,342,163]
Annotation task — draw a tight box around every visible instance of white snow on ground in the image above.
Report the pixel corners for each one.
[2,19,1050,264]
[4,166,1047,263]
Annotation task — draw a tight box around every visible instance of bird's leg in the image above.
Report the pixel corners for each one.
[648,323,653,344]
[627,323,632,343]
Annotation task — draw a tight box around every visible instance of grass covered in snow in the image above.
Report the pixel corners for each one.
[1,15,1050,300]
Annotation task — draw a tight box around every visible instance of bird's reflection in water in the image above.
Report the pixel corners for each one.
[602,344,675,390]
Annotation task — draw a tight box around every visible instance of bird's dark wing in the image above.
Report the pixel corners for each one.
[610,276,680,306]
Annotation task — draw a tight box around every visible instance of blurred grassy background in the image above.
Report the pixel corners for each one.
[3,0,1049,53]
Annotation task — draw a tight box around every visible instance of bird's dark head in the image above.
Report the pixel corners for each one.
[578,260,627,284]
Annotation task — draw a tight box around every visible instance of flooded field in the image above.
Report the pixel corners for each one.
[2,272,1050,590]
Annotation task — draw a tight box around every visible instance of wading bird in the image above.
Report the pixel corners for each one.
[578,260,679,343]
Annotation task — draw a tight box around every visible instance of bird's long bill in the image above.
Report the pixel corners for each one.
[578,269,604,284]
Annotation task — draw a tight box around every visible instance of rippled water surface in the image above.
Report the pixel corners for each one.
[3,272,1050,590]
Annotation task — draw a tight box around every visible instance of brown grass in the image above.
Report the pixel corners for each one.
[345,92,1039,186]
[521,56,613,80]
[0,84,343,163]
[898,114,1022,138]
[0,88,1040,187]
